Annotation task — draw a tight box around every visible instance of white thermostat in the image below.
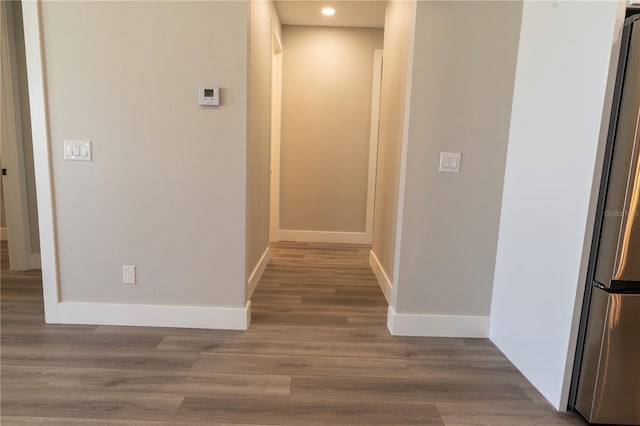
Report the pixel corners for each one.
[198,86,220,106]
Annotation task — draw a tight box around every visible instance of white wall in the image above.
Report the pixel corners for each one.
[37,1,250,328]
[490,0,625,410]
[388,1,522,337]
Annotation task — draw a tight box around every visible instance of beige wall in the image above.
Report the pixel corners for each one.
[41,1,248,306]
[247,0,280,278]
[371,0,415,281]
[394,1,522,314]
[280,25,383,233]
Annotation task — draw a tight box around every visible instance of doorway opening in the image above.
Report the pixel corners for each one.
[271,26,383,246]
[270,30,283,243]
[1,0,41,272]
[250,2,388,328]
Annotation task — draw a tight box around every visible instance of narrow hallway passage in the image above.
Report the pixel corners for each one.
[251,242,387,328]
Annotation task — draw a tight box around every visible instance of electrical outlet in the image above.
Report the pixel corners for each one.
[122,265,136,284]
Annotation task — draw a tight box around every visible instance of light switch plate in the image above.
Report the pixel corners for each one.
[439,152,461,173]
[64,140,92,161]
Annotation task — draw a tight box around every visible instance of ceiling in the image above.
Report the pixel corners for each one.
[275,1,386,29]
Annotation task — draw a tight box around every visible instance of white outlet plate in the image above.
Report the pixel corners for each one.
[64,140,92,161]
[122,265,136,285]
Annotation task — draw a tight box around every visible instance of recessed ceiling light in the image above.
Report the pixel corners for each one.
[321,7,336,16]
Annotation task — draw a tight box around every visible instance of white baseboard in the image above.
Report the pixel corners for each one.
[0,227,7,241]
[369,249,392,304]
[30,253,41,269]
[279,229,370,244]
[55,300,251,330]
[387,306,489,337]
[247,246,270,299]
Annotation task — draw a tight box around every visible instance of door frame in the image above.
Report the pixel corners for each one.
[269,29,283,242]
[365,49,383,242]
[20,0,60,322]
[1,0,33,271]
[274,48,383,245]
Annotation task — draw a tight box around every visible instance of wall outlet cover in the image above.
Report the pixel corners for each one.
[122,265,136,284]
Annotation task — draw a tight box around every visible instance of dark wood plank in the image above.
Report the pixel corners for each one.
[191,352,411,378]
[1,390,184,421]
[436,401,586,426]
[0,417,47,426]
[177,395,444,425]
[279,325,392,342]
[92,324,282,339]
[290,375,529,404]
[1,346,198,371]
[356,341,507,361]
[39,419,253,426]
[3,365,291,397]
[249,311,350,327]
[157,336,358,358]
[406,359,527,384]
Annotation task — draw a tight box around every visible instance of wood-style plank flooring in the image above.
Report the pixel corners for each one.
[1,241,585,425]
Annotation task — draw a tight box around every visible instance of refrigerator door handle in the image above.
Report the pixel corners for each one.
[613,114,640,280]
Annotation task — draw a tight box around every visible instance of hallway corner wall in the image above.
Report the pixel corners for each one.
[370,0,416,301]
[490,0,625,410]
[390,0,522,337]
[247,0,281,299]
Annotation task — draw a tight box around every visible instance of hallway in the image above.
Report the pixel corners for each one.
[251,242,387,328]
[1,241,583,425]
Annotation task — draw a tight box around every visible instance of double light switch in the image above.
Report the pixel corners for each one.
[439,152,461,173]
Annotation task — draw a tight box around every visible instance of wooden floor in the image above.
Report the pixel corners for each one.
[1,241,585,425]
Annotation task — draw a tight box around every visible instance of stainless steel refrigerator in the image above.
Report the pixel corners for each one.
[571,9,640,426]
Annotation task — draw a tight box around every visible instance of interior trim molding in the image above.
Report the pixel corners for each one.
[1,0,33,271]
[56,301,251,330]
[365,49,383,243]
[22,0,60,323]
[387,305,489,338]
[30,253,41,269]
[369,249,392,304]
[247,246,270,299]
[269,28,283,243]
[279,230,370,244]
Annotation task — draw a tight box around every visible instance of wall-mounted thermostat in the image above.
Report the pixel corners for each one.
[198,86,220,106]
